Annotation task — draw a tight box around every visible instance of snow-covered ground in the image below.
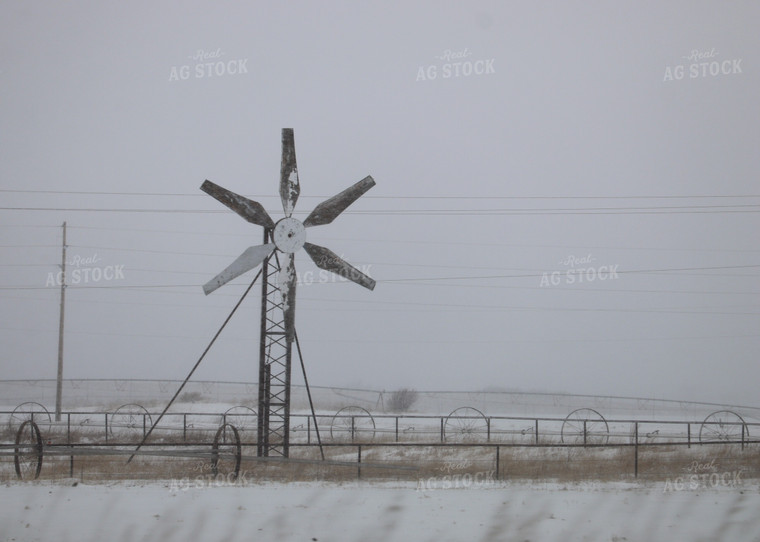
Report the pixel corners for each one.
[2,480,759,542]
[3,383,760,540]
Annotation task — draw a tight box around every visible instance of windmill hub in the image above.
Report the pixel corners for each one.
[272,217,306,253]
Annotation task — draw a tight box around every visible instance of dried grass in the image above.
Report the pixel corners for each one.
[2,440,757,485]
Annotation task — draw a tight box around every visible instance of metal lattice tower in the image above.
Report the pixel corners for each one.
[257,237,292,457]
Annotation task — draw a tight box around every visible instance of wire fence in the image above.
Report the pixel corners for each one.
[2,408,757,446]
[3,408,759,486]
[3,380,759,485]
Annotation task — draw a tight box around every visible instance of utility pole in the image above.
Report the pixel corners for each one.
[55,221,67,422]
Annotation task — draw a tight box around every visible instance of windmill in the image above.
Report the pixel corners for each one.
[201,128,376,457]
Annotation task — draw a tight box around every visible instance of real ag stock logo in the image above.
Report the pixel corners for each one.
[169,48,249,82]
[45,253,125,287]
[539,254,619,288]
[663,48,743,82]
[662,458,744,492]
[415,459,497,491]
[416,48,496,82]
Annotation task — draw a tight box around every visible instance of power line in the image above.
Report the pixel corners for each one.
[2,204,760,215]
[0,224,60,228]
[0,207,225,214]
[378,264,760,283]
[1,263,758,292]
[0,325,756,343]
[2,188,760,200]
[69,244,234,258]
[0,189,208,196]
[0,284,201,291]
[5,223,755,256]
[68,225,254,237]
[0,326,258,341]
[0,264,57,268]
[0,244,60,248]
[3,281,760,312]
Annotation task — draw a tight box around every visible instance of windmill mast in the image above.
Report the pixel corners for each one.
[132,130,375,465]
[257,230,293,457]
[198,128,376,460]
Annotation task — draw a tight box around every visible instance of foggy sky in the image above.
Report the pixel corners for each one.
[1,1,759,407]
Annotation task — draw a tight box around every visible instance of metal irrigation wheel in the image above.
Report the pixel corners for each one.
[221,406,257,434]
[14,420,43,480]
[444,407,488,442]
[330,406,376,442]
[109,403,152,437]
[9,402,51,432]
[561,408,609,445]
[211,423,241,479]
[699,410,749,443]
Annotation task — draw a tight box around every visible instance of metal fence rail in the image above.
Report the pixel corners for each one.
[4,435,759,483]
[3,409,758,483]
[4,410,757,448]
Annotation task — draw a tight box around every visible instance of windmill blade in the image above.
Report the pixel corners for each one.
[280,253,297,342]
[280,128,300,217]
[303,242,376,291]
[203,243,275,295]
[303,175,375,228]
[201,180,275,229]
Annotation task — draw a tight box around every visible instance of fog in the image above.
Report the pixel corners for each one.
[1,1,758,406]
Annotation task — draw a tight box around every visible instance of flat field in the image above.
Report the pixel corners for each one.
[2,480,759,542]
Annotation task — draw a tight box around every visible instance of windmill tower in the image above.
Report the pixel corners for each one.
[201,129,376,457]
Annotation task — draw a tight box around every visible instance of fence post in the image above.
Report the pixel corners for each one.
[351,416,356,442]
[357,445,362,479]
[104,413,108,443]
[395,417,399,443]
[183,414,187,442]
[68,412,73,477]
[583,420,587,447]
[307,415,311,444]
[535,419,539,445]
[634,422,639,478]
[742,423,745,451]
[440,418,444,443]
[487,418,491,442]
[687,423,690,449]
[495,445,500,480]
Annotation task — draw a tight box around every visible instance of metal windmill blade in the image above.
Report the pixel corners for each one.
[201,180,275,229]
[303,242,376,290]
[303,175,375,227]
[279,128,300,217]
[201,128,376,458]
[203,128,375,342]
[202,243,275,295]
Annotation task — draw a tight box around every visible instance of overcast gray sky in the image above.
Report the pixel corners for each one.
[1,1,758,406]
